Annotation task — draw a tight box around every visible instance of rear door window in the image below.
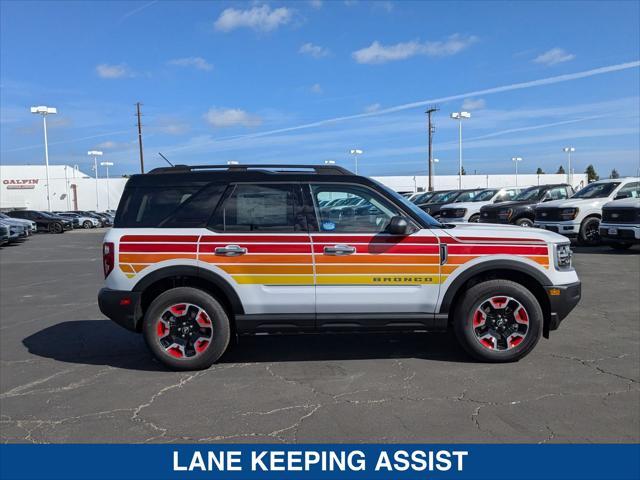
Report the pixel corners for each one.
[210,183,305,232]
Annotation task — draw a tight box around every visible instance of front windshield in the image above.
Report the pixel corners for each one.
[573,182,620,199]
[471,189,499,202]
[412,192,434,204]
[429,191,458,204]
[514,186,545,201]
[372,181,442,227]
[453,189,487,203]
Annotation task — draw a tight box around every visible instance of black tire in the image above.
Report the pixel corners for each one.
[453,279,543,362]
[142,287,231,371]
[578,217,601,246]
[610,242,632,250]
[49,222,63,234]
[515,217,534,228]
[468,214,480,223]
[83,220,93,229]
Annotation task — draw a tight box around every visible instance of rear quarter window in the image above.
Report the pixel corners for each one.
[115,183,226,228]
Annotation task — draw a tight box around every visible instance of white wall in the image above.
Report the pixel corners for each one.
[0,165,128,212]
[372,174,588,193]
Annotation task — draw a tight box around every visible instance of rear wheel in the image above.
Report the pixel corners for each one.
[468,214,480,223]
[578,217,601,246]
[142,287,231,370]
[515,217,534,228]
[454,279,542,362]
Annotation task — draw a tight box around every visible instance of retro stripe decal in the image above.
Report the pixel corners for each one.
[117,233,550,283]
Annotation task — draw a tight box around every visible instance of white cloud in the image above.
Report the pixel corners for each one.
[309,0,323,8]
[375,1,394,12]
[352,34,478,64]
[167,57,213,71]
[462,98,486,110]
[364,103,381,113]
[214,5,292,32]
[310,83,323,94]
[96,141,117,149]
[299,42,330,58]
[95,64,133,79]
[534,48,575,66]
[204,107,262,128]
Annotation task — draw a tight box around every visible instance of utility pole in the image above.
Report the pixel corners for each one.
[136,102,145,174]
[426,106,439,192]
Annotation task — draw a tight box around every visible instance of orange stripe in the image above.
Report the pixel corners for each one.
[199,254,312,264]
[119,253,197,263]
[219,264,313,275]
[315,254,441,264]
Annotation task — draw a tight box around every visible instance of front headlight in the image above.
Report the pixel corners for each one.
[453,208,466,218]
[555,243,573,270]
[560,208,579,220]
[498,208,513,219]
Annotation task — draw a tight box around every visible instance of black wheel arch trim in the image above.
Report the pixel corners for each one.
[132,265,245,315]
[438,259,553,314]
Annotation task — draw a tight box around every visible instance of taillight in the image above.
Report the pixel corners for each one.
[103,242,114,278]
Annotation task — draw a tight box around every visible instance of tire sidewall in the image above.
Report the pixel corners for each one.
[454,280,543,362]
[83,220,92,229]
[579,217,601,245]
[468,214,480,223]
[142,287,231,370]
[516,217,533,227]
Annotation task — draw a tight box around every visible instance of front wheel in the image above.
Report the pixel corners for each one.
[468,214,480,223]
[49,222,63,234]
[578,217,601,246]
[515,217,534,228]
[454,279,543,362]
[142,287,231,370]
[83,220,93,229]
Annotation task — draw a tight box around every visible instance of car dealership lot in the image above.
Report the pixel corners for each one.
[0,230,638,443]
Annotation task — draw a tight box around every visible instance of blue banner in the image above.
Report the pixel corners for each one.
[1,444,638,480]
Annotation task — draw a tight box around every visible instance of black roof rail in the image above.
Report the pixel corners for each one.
[148,164,353,175]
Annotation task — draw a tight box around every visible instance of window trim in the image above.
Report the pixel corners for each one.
[206,182,307,234]
[304,182,421,234]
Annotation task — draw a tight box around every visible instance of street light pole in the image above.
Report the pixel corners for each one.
[88,150,103,211]
[432,158,439,185]
[30,106,57,211]
[511,157,523,186]
[349,149,363,174]
[451,111,471,189]
[100,161,114,211]
[563,147,575,186]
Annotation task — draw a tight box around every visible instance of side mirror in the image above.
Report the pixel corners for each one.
[387,216,411,235]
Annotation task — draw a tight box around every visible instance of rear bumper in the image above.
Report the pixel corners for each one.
[545,281,581,332]
[98,288,142,332]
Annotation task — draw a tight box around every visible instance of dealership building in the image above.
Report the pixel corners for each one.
[0,163,587,213]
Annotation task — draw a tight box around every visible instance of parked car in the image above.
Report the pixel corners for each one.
[598,197,640,250]
[480,184,573,228]
[56,212,100,229]
[0,222,9,246]
[88,211,114,227]
[8,210,73,233]
[98,163,581,370]
[0,218,27,241]
[418,189,486,219]
[534,178,639,245]
[439,187,523,223]
[0,213,36,235]
[71,211,109,227]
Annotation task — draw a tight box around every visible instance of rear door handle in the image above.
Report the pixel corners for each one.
[215,244,247,256]
[324,244,356,256]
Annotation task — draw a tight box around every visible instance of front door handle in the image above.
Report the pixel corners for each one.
[215,245,247,256]
[324,244,356,256]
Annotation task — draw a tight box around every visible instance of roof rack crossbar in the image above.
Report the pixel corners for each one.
[148,164,352,175]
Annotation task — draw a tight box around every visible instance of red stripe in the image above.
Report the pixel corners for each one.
[311,235,438,244]
[199,243,312,254]
[312,244,439,255]
[448,245,548,255]
[120,243,198,253]
[441,236,546,244]
[199,235,310,243]
[120,235,200,243]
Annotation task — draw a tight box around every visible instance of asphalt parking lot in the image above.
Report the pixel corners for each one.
[0,230,638,444]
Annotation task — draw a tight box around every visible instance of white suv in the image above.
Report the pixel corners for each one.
[534,178,640,245]
[439,187,523,223]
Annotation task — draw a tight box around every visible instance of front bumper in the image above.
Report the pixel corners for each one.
[98,288,142,332]
[544,281,581,334]
[599,223,640,243]
[534,221,580,237]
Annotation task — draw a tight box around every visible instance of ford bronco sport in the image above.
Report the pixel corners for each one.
[98,164,581,370]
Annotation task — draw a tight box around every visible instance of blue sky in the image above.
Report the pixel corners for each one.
[1,0,639,178]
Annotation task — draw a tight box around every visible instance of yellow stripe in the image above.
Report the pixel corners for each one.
[220,264,313,275]
[316,274,442,285]
[232,275,314,285]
